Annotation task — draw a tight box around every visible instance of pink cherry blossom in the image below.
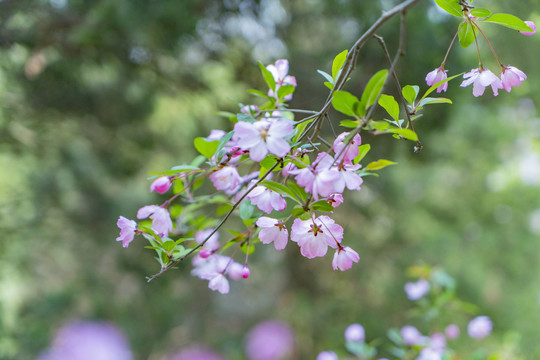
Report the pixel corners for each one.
[248,186,287,214]
[460,68,502,97]
[332,246,359,271]
[327,193,344,208]
[289,153,341,200]
[234,119,293,162]
[344,323,365,342]
[245,320,295,360]
[500,65,527,92]
[334,163,363,193]
[290,216,343,259]
[333,132,362,164]
[467,316,492,339]
[150,176,172,194]
[210,166,242,192]
[195,229,220,250]
[256,217,289,250]
[136,205,173,237]
[191,254,243,294]
[116,216,137,248]
[266,59,297,100]
[520,21,536,36]
[208,273,230,294]
[425,66,448,93]
[404,278,430,300]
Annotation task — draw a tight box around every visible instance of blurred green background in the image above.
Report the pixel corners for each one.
[1,0,539,359]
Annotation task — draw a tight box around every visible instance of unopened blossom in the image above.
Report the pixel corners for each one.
[116,216,137,248]
[425,66,448,93]
[404,278,430,300]
[401,326,426,346]
[333,132,362,164]
[245,321,295,360]
[344,323,365,342]
[332,246,360,271]
[195,229,220,250]
[241,267,250,279]
[467,316,492,339]
[234,119,293,162]
[327,193,344,208]
[210,166,242,192]
[248,186,287,214]
[520,21,536,36]
[500,66,527,92]
[317,351,338,360]
[291,216,343,258]
[136,205,173,237]
[445,324,460,339]
[289,153,341,200]
[460,68,502,97]
[256,217,289,250]
[150,176,172,194]
[266,59,297,100]
[208,273,230,294]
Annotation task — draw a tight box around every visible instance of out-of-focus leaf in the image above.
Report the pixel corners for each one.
[366,159,397,170]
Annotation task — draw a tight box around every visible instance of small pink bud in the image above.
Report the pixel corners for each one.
[241,267,250,279]
[150,176,172,194]
[200,249,212,259]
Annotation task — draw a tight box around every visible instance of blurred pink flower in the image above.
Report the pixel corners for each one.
[344,323,365,342]
[168,346,224,360]
[333,132,362,164]
[37,320,133,360]
[425,67,448,93]
[290,216,343,259]
[195,229,220,250]
[332,246,359,271]
[404,278,430,300]
[136,205,173,237]
[445,324,460,339]
[256,217,289,250]
[245,320,295,360]
[500,65,527,92]
[289,153,341,201]
[467,316,492,339]
[149,176,172,194]
[116,216,137,248]
[210,166,242,192]
[317,351,338,360]
[520,21,536,35]
[401,325,426,346]
[267,59,297,100]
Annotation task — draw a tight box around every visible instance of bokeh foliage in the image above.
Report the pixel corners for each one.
[1,0,539,359]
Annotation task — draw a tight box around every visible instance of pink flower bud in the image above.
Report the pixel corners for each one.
[200,250,212,259]
[150,176,172,194]
[241,267,250,279]
[445,324,460,339]
[520,21,536,36]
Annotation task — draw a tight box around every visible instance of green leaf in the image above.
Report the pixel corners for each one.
[422,73,462,99]
[240,242,255,255]
[277,85,295,99]
[434,0,463,17]
[237,113,256,123]
[193,137,219,159]
[170,165,200,172]
[260,180,299,202]
[365,159,397,171]
[390,128,418,141]
[317,69,334,84]
[340,120,360,128]
[354,144,370,164]
[419,97,453,107]
[458,22,475,48]
[484,13,534,32]
[402,85,419,105]
[311,200,334,212]
[378,94,399,121]
[215,130,234,156]
[470,8,491,17]
[258,61,276,91]
[324,81,333,90]
[247,89,271,100]
[239,201,255,220]
[291,206,311,220]
[216,203,233,216]
[293,119,313,143]
[286,179,308,202]
[332,91,361,117]
[332,49,348,80]
[360,69,388,110]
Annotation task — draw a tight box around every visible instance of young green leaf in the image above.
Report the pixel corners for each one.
[458,22,476,48]
[365,159,397,171]
[239,201,255,220]
[354,144,370,164]
[332,91,361,117]
[361,69,388,110]
[277,85,295,99]
[470,8,491,18]
[421,73,462,99]
[434,0,463,18]
[317,69,334,84]
[311,200,334,212]
[194,137,219,159]
[259,180,300,202]
[390,128,418,141]
[340,120,360,128]
[402,85,419,105]
[419,97,453,107]
[286,179,308,203]
[484,13,534,32]
[258,61,276,91]
[378,94,400,121]
[332,50,348,80]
